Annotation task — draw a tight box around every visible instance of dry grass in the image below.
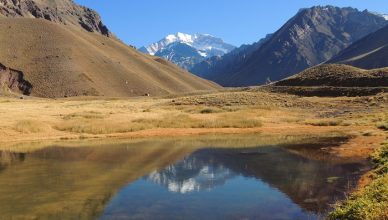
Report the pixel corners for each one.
[62,111,106,120]
[14,120,50,133]
[0,89,386,143]
[54,120,151,134]
[132,113,262,129]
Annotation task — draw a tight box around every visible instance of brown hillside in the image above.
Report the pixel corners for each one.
[275,64,388,87]
[0,18,220,98]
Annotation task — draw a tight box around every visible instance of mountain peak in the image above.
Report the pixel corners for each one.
[370,12,388,20]
[140,33,235,70]
[165,32,193,44]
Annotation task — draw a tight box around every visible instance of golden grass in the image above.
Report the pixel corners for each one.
[62,111,106,120]
[132,113,262,129]
[55,119,151,134]
[14,120,50,133]
[0,90,386,144]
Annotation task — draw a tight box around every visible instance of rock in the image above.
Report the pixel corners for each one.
[0,63,32,95]
[0,0,111,37]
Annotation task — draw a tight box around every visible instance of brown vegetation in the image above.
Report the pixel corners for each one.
[0,89,386,149]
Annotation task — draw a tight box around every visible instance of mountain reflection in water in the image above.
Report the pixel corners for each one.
[0,136,369,220]
[146,154,235,194]
[101,145,368,220]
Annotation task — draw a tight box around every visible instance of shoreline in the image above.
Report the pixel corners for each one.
[0,124,385,160]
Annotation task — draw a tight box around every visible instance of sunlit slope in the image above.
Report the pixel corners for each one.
[0,18,220,98]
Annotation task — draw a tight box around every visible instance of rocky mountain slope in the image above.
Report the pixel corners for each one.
[328,24,388,69]
[139,33,235,70]
[191,34,273,78]
[0,1,220,98]
[0,0,110,36]
[191,6,387,87]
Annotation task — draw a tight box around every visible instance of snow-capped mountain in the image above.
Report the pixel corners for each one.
[370,11,388,20]
[377,13,388,20]
[139,32,235,70]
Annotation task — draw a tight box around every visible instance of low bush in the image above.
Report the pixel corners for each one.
[328,143,388,220]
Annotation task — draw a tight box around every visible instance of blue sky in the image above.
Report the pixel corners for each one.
[75,0,388,48]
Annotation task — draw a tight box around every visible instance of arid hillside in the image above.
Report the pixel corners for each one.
[275,64,388,87]
[0,18,220,98]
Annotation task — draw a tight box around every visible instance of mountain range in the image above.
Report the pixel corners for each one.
[139,33,236,70]
[327,22,388,69]
[0,0,220,97]
[191,6,388,87]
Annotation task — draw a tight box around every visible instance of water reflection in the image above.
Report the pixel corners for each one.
[0,136,369,220]
[146,154,235,194]
[101,145,368,219]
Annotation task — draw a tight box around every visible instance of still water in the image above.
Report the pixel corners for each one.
[0,136,369,219]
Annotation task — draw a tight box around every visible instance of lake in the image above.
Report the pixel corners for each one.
[0,135,369,219]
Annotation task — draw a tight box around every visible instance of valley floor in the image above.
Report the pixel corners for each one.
[0,89,387,153]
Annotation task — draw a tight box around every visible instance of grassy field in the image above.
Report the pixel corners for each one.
[0,89,386,154]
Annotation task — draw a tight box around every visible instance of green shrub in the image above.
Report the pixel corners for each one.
[328,143,388,220]
[376,122,388,131]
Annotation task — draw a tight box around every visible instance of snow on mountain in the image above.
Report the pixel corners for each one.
[139,33,236,70]
[141,32,234,56]
[371,12,388,20]
[381,14,388,20]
